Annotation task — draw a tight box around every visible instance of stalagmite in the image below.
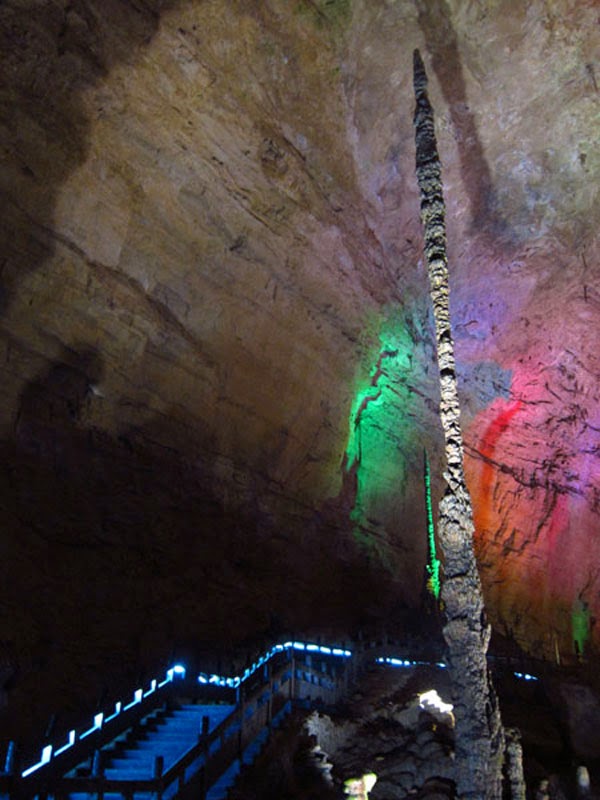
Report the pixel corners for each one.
[505,728,527,800]
[411,48,507,798]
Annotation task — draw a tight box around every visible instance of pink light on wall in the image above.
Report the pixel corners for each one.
[472,398,523,538]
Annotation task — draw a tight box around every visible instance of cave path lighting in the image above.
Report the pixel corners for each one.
[17,641,350,778]
[79,712,105,739]
[376,656,447,669]
[20,746,52,779]
[18,636,539,780]
[19,660,188,777]
[196,640,351,688]
[53,729,76,757]
[377,656,537,683]
[514,672,538,682]
[123,688,144,711]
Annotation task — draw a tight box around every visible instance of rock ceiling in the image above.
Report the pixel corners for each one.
[0,0,599,737]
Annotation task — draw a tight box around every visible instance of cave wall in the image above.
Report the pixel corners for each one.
[0,0,599,739]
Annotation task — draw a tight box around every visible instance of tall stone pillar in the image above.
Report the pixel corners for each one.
[412,48,505,799]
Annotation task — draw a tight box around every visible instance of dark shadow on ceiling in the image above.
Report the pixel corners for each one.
[0,0,179,317]
[415,0,512,241]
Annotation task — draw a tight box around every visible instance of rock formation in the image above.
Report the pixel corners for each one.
[412,47,504,798]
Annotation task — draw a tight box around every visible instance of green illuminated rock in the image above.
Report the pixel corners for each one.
[572,599,590,659]
[343,320,423,565]
[424,452,441,599]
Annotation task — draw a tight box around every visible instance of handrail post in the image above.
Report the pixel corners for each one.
[238,686,245,759]
[91,749,102,778]
[200,713,210,757]
[3,741,18,800]
[44,714,57,742]
[201,714,210,745]
[267,661,273,729]
[201,714,209,797]
[199,766,206,800]
[4,741,17,776]
[288,650,295,702]
[91,748,104,800]
[154,754,164,800]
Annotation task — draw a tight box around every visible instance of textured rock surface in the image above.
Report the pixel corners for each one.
[227,664,600,799]
[0,0,599,740]
[305,666,457,798]
[413,46,504,798]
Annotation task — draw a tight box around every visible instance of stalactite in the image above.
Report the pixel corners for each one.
[412,48,507,799]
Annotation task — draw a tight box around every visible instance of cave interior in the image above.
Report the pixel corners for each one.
[1,0,599,795]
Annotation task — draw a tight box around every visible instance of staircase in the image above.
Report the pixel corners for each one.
[1,641,353,800]
[65,703,235,800]
[0,635,550,800]
[55,689,286,800]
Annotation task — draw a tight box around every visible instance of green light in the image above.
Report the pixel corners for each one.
[572,599,590,659]
[345,384,384,471]
[342,316,423,558]
[424,451,441,599]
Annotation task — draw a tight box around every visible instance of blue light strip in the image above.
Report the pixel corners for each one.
[375,656,447,668]
[376,656,539,682]
[20,638,538,781]
[122,688,144,712]
[104,701,122,724]
[53,730,76,757]
[514,671,539,682]
[79,712,104,740]
[20,664,186,778]
[196,640,352,688]
[21,745,53,778]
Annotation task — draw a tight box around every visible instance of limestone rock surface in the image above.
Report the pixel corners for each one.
[0,0,599,739]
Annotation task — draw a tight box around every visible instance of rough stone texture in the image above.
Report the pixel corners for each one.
[232,664,600,799]
[412,47,505,798]
[0,0,599,745]
[505,728,527,800]
[305,666,457,798]
[554,681,600,761]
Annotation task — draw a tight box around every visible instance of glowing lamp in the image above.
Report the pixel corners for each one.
[54,729,76,757]
[21,745,53,778]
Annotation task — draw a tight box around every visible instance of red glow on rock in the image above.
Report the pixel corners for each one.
[474,399,523,535]
[480,399,524,461]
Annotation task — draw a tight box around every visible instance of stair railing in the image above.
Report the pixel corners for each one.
[0,666,190,800]
[53,648,349,800]
[0,640,353,800]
